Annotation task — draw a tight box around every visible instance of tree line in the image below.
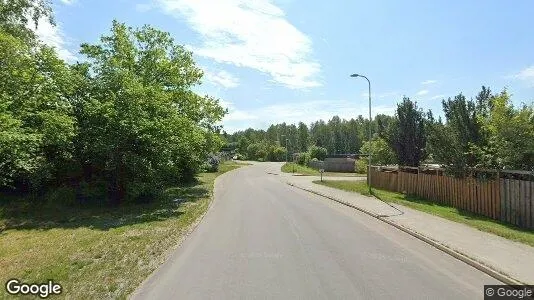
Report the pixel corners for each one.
[1,0,226,204]
[226,86,534,176]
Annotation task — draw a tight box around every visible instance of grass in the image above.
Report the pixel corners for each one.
[314,180,534,248]
[281,162,366,177]
[0,161,247,299]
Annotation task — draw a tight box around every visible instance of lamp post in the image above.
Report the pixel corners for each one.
[351,73,372,194]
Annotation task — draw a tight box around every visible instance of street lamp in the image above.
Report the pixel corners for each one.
[351,73,372,194]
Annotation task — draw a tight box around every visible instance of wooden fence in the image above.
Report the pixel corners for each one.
[370,167,534,229]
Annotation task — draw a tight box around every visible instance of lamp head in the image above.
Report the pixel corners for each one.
[350,74,360,77]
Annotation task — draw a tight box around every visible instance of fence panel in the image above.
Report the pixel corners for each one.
[369,168,533,229]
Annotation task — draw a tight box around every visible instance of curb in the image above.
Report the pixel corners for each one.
[286,182,526,286]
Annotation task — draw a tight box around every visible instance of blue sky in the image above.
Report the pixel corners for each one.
[40,0,534,132]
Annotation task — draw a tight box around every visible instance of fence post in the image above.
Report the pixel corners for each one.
[397,168,401,192]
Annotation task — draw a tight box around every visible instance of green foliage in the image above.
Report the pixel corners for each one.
[237,137,250,154]
[427,90,488,176]
[203,155,220,173]
[246,143,264,161]
[73,21,225,203]
[308,145,327,160]
[233,153,245,160]
[228,116,369,156]
[387,97,426,167]
[296,152,311,165]
[475,90,534,170]
[425,86,534,176]
[0,4,226,205]
[0,26,75,190]
[267,146,287,162]
[297,122,309,152]
[0,0,54,42]
[355,159,368,174]
[360,137,396,165]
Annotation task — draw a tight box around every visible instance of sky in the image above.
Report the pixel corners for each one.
[39,0,534,133]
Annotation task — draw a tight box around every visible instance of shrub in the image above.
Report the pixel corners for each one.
[308,146,327,160]
[205,155,220,172]
[45,186,76,207]
[268,146,287,162]
[355,159,368,174]
[296,152,310,165]
[360,137,396,165]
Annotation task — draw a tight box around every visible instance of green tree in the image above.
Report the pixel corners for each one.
[427,91,487,176]
[297,122,309,152]
[246,143,267,161]
[0,16,75,190]
[267,146,287,162]
[360,137,396,165]
[476,90,534,170]
[308,145,327,160]
[388,97,426,167]
[237,136,250,155]
[0,0,53,42]
[77,21,225,203]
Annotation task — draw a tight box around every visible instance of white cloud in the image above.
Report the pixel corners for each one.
[514,65,534,86]
[33,19,76,62]
[203,69,240,88]
[154,0,321,89]
[59,0,77,4]
[221,99,396,132]
[421,79,437,85]
[219,100,257,122]
[416,90,429,96]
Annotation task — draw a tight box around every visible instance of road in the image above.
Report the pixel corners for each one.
[132,163,500,299]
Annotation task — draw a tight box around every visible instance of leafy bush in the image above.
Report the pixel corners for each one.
[355,159,368,174]
[360,137,396,165]
[308,146,327,160]
[45,186,76,207]
[126,181,162,204]
[0,17,227,205]
[206,155,220,172]
[267,146,287,162]
[296,152,310,165]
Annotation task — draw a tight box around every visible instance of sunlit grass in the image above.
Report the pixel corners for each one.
[0,161,245,299]
[281,162,365,177]
[314,180,534,247]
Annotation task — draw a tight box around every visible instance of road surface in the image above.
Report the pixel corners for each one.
[132,163,500,299]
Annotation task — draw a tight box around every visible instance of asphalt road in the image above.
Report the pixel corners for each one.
[132,163,500,299]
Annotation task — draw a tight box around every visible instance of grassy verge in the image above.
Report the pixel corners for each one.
[0,161,246,299]
[281,162,366,177]
[314,180,534,247]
